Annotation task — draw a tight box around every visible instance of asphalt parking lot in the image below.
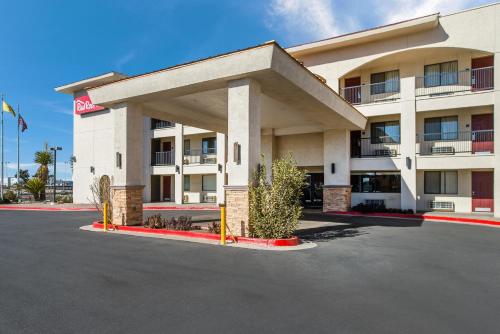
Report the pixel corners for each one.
[0,210,499,334]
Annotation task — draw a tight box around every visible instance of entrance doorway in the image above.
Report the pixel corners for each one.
[163,176,172,202]
[471,56,494,91]
[302,173,324,208]
[471,114,494,154]
[472,171,493,212]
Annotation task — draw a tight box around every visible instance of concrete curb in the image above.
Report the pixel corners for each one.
[85,223,315,251]
[326,211,500,228]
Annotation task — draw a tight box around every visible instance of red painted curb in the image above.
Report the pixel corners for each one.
[91,222,301,246]
[236,236,300,246]
[143,206,219,211]
[326,211,500,227]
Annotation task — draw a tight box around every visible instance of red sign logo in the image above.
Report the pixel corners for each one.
[74,95,105,115]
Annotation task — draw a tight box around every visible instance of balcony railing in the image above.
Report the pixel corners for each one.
[183,149,217,165]
[151,119,176,130]
[415,67,494,97]
[351,136,401,158]
[340,80,401,105]
[417,130,494,155]
[153,151,175,165]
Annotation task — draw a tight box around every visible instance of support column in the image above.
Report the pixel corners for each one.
[494,50,500,217]
[323,129,351,212]
[174,124,184,204]
[400,71,417,212]
[216,132,226,205]
[261,129,276,183]
[225,78,261,236]
[142,116,152,203]
[111,103,145,226]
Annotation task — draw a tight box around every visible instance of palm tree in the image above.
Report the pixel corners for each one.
[34,150,53,201]
[25,178,46,201]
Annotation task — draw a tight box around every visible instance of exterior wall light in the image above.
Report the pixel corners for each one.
[233,142,241,165]
[175,165,180,174]
[90,166,95,174]
[406,157,412,170]
[116,152,122,169]
[218,163,223,173]
[331,163,335,174]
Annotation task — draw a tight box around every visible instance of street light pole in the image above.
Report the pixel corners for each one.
[50,146,62,203]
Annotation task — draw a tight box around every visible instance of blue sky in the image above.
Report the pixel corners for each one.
[0,0,492,180]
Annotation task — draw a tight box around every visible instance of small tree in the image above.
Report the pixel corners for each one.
[25,177,46,201]
[249,155,306,239]
[89,175,113,223]
[15,169,30,184]
[34,149,53,201]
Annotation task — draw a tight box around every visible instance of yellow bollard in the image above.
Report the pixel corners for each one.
[103,202,108,232]
[220,204,226,245]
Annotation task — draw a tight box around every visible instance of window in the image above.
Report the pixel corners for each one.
[202,175,216,191]
[202,137,216,154]
[183,175,190,191]
[370,70,400,95]
[424,61,458,87]
[424,116,458,141]
[370,121,400,144]
[184,139,191,155]
[424,171,458,194]
[351,172,401,193]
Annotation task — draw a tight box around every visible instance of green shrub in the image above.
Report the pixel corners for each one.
[3,190,17,203]
[249,155,306,239]
[24,178,46,201]
[56,195,73,203]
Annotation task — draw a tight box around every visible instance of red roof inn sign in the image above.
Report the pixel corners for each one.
[74,94,105,115]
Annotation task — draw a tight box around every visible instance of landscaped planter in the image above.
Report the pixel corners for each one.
[91,222,301,246]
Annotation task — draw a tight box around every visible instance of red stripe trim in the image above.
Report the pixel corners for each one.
[327,211,500,227]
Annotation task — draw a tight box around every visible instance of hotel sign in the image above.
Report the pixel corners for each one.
[74,94,105,115]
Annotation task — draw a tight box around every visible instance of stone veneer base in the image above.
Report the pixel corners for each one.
[225,186,249,237]
[111,185,145,226]
[323,185,352,212]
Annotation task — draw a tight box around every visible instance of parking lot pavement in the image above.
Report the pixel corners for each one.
[0,210,499,334]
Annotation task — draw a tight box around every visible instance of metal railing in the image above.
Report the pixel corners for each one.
[415,67,494,97]
[351,136,401,158]
[183,149,217,165]
[153,151,175,165]
[340,80,401,105]
[151,119,176,130]
[417,130,494,155]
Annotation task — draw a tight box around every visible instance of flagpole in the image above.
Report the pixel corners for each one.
[17,106,20,201]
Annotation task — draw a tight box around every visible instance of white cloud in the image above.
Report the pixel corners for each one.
[266,0,348,43]
[379,0,474,24]
[266,0,488,44]
[114,50,136,71]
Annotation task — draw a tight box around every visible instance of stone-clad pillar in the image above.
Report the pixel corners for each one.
[111,103,145,226]
[225,78,261,236]
[323,129,351,212]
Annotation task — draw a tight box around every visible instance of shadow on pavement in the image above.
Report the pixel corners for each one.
[296,209,424,242]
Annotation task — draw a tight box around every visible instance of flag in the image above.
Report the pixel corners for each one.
[18,115,27,132]
[2,100,16,117]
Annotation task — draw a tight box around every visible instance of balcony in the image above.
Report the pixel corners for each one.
[415,67,494,97]
[151,119,176,130]
[153,151,175,165]
[417,130,494,155]
[183,149,217,165]
[340,80,400,105]
[351,136,401,158]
